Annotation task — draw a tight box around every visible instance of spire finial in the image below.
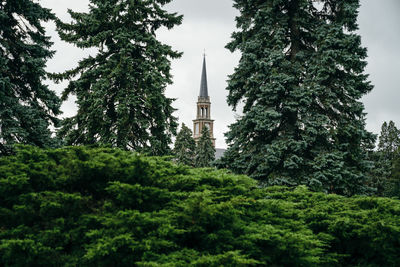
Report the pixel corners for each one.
[199,52,209,98]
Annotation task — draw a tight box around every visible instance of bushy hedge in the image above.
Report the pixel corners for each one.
[1,146,400,266]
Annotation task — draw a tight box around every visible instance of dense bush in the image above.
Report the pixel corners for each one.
[1,146,400,266]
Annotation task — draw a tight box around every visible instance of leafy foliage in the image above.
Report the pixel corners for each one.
[1,146,400,266]
[0,0,61,155]
[221,0,375,195]
[195,127,215,167]
[173,123,196,166]
[53,0,182,155]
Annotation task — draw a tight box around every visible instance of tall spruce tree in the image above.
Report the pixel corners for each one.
[173,123,196,166]
[54,0,182,155]
[221,0,375,195]
[0,0,61,155]
[195,127,215,168]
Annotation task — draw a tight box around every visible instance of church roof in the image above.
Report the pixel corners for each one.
[199,55,209,98]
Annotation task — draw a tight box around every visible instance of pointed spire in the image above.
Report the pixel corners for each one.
[199,54,209,98]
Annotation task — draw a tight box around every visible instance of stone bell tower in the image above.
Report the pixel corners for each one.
[193,55,215,147]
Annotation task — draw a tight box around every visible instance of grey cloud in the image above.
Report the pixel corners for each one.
[165,0,238,24]
[359,0,400,136]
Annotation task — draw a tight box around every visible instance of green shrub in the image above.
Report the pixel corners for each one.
[1,146,400,266]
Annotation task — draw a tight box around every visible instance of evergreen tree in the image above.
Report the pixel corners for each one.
[373,121,400,196]
[377,121,400,160]
[0,0,61,155]
[387,152,400,198]
[173,123,196,166]
[366,150,391,196]
[195,127,215,168]
[54,0,182,155]
[222,0,375,195]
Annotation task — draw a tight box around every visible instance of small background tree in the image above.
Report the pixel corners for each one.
[366,149,391,196]
[388,154,400,197]
[173,123,196,166]
[366,121,400,196]
[372,121,400,196]
[195,127,215,168]
[377,121,400,161]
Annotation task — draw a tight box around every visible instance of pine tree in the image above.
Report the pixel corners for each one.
[54,0,182,155]
[222,0,375,195]
[195,127,215,168]
[0,0,61,155]
[173,123,196,166]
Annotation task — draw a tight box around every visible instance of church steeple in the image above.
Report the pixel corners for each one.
[193,54,215,146]
[199,55,209,98]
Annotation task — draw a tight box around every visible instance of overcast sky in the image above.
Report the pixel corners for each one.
[41,0,400,149]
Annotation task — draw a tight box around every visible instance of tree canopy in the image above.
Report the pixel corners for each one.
[54,0,182,155]
[1,146,400,266]
[0,0,61,155]
[221,0,375,196]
